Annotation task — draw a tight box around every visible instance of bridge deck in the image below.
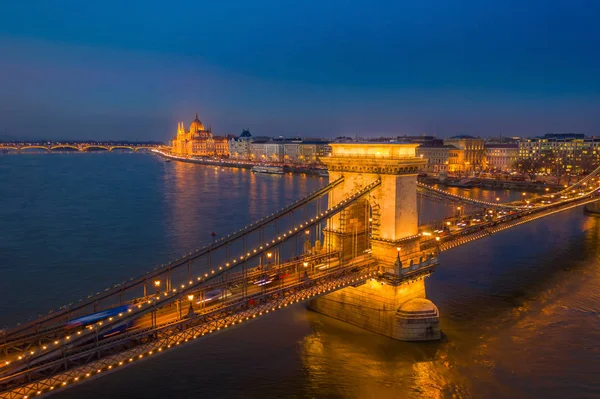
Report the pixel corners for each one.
[0,179,382,380]
[0,257,389,398]
[0,169,598,398]
[2,177,346,342]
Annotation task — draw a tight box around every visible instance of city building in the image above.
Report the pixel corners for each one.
[171,113,229,157]
[518,133,600,174]
[485,143,519,171]
[484,136,521,144]
[416,145,452,172]
[283,140,301,163]
[229,129,253,159]
[248,137,271,161]
[238,136,330,163]
[443,135,485,172]
[298,140,331,163]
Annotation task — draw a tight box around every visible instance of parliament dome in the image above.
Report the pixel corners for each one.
[190,113,205,132]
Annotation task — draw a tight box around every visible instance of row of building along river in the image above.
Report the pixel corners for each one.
[1,152,599,399]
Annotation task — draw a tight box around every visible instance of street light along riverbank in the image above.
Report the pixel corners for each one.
[152,149,328,176]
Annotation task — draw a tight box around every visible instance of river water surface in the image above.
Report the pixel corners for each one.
[1,152,599,399]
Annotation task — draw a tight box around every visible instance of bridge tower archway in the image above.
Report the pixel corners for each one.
[320,143,427,269]
[312,143,441,342]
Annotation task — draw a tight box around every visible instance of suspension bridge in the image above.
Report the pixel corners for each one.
[1,142,599,399]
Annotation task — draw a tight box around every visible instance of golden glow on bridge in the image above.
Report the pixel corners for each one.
[1,142,599,399]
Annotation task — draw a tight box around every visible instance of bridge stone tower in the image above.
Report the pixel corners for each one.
[308,143,441,341]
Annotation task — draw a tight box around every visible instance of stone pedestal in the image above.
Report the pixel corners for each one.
[371,237,421,270]
[308,279,440,341]
[395,298,440,341]
[584,201,600,216]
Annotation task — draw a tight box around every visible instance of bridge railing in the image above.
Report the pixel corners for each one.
[48,178,381,345]
[0,179,380,369]
[421,190,600,250]
[417,183,527,210]
[2,177,345,341]
[0,259,378,393]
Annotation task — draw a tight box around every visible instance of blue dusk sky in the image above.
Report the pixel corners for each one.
[1,0,599,141]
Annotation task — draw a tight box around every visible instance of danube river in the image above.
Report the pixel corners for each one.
[1,152,599,399]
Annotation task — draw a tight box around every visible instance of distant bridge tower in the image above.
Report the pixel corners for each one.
[309,143,441,341]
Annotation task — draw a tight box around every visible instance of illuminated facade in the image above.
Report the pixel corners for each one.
[416,145,466,173]
[311,143,441,341]
[518,133,600,174]
[485,143,519,171]
[443,135,485,172]
[233,136,330,163]
[229,129,253,159]
[171,113,229,157]
[416,145,452,172]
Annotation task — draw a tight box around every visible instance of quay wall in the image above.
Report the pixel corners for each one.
[154,150,327,176]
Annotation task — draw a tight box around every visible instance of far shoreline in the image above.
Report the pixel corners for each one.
[152,149,329,176]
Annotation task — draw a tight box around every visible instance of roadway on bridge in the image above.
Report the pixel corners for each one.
[0,256,378,399]
[0,251,362,372]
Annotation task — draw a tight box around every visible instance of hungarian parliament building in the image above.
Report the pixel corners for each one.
[170,113,229,157]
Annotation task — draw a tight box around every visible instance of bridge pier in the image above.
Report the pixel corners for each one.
[584,201,600,216]
[311,143,441,341]
[308,276,440,341]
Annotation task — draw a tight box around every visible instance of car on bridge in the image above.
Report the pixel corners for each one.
[196,288,233,304]
[65,305,133,329]
[253,272,291,286]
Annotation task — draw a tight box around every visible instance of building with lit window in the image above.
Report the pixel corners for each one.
[443,135,485,172]
[518,134,600,174]
[171,113,229,157]
[416,145,452,172]
[485,143,519,171]
[244,137,330,163]
[298,140,331,163]
[229,129,253,159]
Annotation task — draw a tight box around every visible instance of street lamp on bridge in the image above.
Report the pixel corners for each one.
[154,280,161,294]
[187,294,195,316]
[304,230,311,255]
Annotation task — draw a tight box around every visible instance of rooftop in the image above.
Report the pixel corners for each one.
[417,144,457,149]
[446,135,478,139]
[485,143,518,149]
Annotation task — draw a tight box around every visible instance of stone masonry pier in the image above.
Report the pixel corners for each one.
[309,143,441,341]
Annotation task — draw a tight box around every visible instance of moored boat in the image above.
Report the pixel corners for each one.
[251,165,284,174]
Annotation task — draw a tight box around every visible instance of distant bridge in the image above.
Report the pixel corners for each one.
[0,142,159,152]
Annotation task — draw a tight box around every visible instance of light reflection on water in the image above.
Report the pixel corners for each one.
[1,153,599,398]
